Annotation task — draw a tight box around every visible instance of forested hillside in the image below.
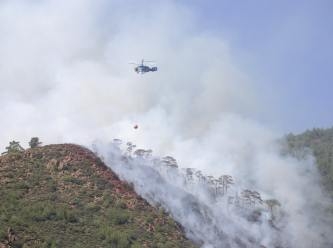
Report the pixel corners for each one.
[285,127,333,195]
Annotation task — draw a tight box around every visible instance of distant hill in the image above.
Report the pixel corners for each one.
[0,144,197,248]
[284,127,333,195]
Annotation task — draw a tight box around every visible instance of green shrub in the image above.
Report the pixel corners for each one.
[113,213,130,225]
[87,203,101,212]
[94,177,108,190]
[10,215,23,226]
[0,228,7,240]
[100,227,131,247]
[63,176,83,185]
[114,199,127,209]
[105,209,131,225]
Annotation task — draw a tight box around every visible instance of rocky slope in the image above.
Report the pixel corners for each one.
[0,144,197,248]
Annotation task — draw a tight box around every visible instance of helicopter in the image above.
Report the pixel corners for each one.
[129,59,158,74]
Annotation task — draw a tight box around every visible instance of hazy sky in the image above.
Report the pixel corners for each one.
[190,0,333,132]
[0,0,332,147]
[1,2,332,245]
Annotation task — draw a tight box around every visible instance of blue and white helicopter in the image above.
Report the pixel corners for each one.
[130,59,158,74]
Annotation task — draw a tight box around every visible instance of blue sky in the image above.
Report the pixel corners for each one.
[189,0,333,133]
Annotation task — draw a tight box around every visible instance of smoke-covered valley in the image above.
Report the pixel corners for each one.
[0,0,332,247]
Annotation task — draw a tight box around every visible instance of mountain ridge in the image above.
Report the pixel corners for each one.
[0,143,197,248]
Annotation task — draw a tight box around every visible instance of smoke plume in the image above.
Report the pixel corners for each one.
[0,0,332,247]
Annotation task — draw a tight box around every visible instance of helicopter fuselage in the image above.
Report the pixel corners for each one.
[134,65,158,74]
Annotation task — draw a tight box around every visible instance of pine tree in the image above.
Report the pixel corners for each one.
[2,140,24,155]
[29,137,42,148]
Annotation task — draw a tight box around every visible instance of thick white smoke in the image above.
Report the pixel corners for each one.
[0,0,332,247]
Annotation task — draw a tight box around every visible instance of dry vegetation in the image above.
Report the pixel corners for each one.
[0,144,197,248]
